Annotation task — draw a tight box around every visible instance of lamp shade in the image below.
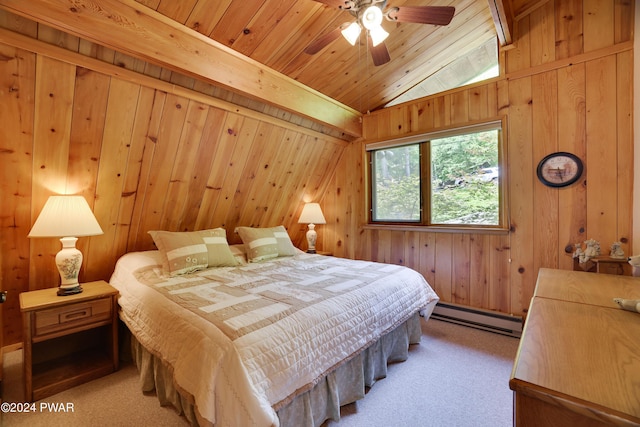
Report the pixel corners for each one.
[341,22,361,46]
[298,203,326,225]
[369,25,389,47]
[29,195,104,238]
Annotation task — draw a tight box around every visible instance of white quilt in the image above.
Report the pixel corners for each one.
[110,250,439,426]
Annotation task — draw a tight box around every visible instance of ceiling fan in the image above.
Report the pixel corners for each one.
[305,0,455,66]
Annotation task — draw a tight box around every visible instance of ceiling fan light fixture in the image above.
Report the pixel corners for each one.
[362,5,383,30]
[341,22,362,45]
[369,25,389,47]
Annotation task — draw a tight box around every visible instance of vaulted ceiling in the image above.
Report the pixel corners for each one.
[0,0,542,137]
[133,0,499,114]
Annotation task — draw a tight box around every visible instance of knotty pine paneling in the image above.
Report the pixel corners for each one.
[29,56,76,289]
[556,63,587,271]
[507,75,536,316]
[585,56,619,249]
[532,71,559,271]
[323,0,633,318]
[0,0,634,344]
[555,0,583,60]
[0,43,35,347]
[616,50,633,259]
[0,39,347,346]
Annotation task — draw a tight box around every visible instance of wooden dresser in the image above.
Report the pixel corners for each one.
[510,268,640,427]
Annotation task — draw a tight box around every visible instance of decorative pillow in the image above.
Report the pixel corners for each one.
[271,225,299,256]
[196,228,239,268]
[235,225,298,262]
[149,229,238,275]
[229,244,248,265]
[148,230,208,276]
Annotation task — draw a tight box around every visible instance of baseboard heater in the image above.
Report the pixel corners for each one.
[431,302,523,338]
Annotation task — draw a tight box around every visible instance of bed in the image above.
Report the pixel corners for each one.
[109,227,439,427]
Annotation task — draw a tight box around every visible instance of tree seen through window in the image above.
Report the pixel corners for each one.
[370,125,502,227]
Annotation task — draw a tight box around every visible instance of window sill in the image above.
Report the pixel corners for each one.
[363,223,510,235]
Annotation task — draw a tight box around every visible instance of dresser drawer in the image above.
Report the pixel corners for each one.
[33,297,112,337]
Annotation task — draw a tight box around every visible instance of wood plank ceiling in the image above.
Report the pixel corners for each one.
[0,0,533,136]
[136,0,498,114]
[0,0,536,135]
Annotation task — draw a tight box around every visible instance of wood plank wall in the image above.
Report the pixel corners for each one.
[323,0,634,318]
[0,13,348,346]
[0,1,634,346]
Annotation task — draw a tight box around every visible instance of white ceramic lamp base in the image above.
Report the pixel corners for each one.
[55,237,84,296]
[306,224,317,254]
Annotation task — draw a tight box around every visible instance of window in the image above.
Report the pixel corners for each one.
[368,120,506,229]
[385,38,498,108]
[371,144,421,222]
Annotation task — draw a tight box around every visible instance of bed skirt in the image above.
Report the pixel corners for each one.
[126,312,424,427]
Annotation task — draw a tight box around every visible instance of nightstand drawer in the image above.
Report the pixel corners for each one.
[33,298,112,337]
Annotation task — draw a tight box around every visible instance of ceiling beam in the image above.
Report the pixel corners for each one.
[510,0,552,21]
[487,0,513,47]
[0,0,362,137]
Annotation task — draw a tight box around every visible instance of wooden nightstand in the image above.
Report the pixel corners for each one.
[19,280,119,401]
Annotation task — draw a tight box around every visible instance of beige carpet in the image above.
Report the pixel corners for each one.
[1,352,188,427]
[328,319,519,426]
[1,319,519,427]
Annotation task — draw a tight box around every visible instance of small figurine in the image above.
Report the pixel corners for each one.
[610,241,625,259]
[581,239,600,263]
[613,298,640,314]
[572,243,583,259]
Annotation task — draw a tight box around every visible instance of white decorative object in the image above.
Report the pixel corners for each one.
[609,241,625,259]
[572,243,583,259]
[628,255,640,277]
[579,238,600,264]
[298,203,326,254]
[28,195,104,296]
[613,298,640,314]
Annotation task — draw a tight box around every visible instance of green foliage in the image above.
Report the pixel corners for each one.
[374,175,420,221]
[431,180,499,224]
[430,130,499,224]
[431,130,498,185]
[372,129,500,225]
[373,145,420,221]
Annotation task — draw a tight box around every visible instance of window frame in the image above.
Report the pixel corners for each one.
[366,118,508,232]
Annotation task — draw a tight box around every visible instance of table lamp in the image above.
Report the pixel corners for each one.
[28,195,104,296]
[298,202,326,253]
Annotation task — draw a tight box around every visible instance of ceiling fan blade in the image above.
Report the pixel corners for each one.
[386,6,455,26]
[304,26,344,55]
[369,38,390,66]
